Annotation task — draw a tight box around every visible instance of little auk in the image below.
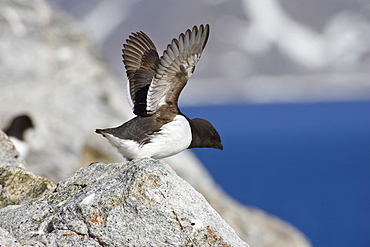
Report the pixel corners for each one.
[4,114,34,158]
[96,24,223,160]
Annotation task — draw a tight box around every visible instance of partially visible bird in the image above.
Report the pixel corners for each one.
[4,114,34,158]
[96,24,222,160]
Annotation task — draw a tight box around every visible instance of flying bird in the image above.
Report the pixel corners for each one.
[96,24,222,160]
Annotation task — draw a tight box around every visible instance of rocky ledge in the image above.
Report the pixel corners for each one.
[0,159,248,247]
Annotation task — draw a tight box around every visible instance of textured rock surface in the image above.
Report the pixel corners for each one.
[0,130,26,168]
[0,130,56,209]
[0,167,56,209]
[0,159,248,247]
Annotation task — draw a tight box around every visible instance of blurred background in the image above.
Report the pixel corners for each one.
[2,0,370,246]
[48,0,370,105]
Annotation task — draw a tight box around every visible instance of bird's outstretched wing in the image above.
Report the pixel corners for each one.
[122,31,160,116]
[146,24,210,115]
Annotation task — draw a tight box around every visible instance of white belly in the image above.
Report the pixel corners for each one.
[105,115,192,160]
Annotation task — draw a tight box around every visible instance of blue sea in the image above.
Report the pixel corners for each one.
[183,101,370,247]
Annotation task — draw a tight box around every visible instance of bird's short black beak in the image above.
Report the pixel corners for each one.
[217,142,223,150]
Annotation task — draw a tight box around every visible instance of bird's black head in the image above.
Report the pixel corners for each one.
[4,114,34,140]
[188,118,223,150]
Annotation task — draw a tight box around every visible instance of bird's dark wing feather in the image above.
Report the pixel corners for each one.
[96,115,166,145]
[146,24,210,115]
[123,31,160,116]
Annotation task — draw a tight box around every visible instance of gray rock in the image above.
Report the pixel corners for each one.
[0,166,56,209]
[0,226,22,247]
[0,159,249,247]
[0,130,56,209]
[0,130,26,168]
